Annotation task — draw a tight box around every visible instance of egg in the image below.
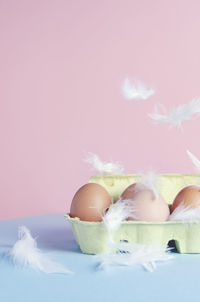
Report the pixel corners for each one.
[120,183,170,221]
[171,185,200,212]
[121,183,138,200]
[70,183,112,222]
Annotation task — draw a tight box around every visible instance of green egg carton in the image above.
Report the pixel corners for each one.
[65,174,200,254]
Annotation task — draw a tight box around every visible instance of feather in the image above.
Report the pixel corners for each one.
[99,199,172,271]
[8,226,73,274]
[187,150,200,172]
[103,199,137,234]
[149,99,200,128]
[136,171,159,199]
[121,78,155,100]
[98,242,173,272]
[84,152,124,175]
[168,203,200,222]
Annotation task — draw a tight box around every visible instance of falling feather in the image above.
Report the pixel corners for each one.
[8,226,73,274]
[187,150,200,172]
[121,78,155,100]
[84,152,124,175]
[149,98,200,128]
[168,203,200,222]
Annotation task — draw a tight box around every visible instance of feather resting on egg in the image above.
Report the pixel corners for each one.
[168,203,200,222]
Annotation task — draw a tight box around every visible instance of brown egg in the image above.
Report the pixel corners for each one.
[121,183,138,200]
[171,185,200,212]
[121,183,170,221]
[70,183,112,222]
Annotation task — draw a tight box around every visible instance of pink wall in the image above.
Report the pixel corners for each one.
[1,0,200,220]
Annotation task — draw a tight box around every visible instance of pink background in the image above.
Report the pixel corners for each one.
[1,0,200,220]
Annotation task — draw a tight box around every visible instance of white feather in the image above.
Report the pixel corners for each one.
[168,203,200,222]
[98,242,173,272]
[84,152,124,175]
[8,226,73,274]
[149,99,200,128]
[103,199,137,234]
[187,150,200,172]
[136,171,159,199]
[99,199,172,271]
[121,78,155,100]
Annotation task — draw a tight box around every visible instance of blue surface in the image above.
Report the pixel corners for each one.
[0,214,200,302]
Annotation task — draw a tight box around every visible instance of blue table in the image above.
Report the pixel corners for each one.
[0,213,199,302]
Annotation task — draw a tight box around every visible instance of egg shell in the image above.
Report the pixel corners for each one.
[120,183,138,200]
[70,183,112,222]
[121,183,170,221]
[171,185,200,212]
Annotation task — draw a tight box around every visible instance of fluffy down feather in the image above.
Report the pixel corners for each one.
[136,171,159,199]
[103,199,136,234]
[8,226,73,274]
[98,242,173,272]
[149,99,200,128]
[84,152,124,175]
[168,203,200,222]
[99,199,172,271]
[121,78,155,100]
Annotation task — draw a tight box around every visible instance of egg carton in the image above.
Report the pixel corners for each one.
[65,174,200,254]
